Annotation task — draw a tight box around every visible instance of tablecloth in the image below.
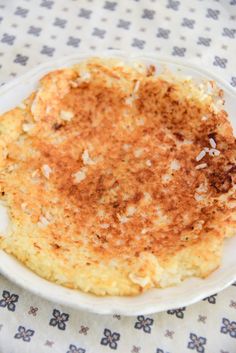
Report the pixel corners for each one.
[0,0,235,352]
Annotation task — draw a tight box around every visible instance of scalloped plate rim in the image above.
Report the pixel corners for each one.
[0,50,235,315]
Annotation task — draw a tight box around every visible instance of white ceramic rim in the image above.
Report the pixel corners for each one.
[0,50,235,316]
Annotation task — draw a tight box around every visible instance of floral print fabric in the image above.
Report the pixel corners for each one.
[0,0,235,352]
[0,276,235,352]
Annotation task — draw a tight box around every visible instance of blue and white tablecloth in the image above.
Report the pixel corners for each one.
[0,1,235,352]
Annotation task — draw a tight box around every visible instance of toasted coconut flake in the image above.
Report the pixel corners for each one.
[37,215,50,228]
[82,149,95,165]
[129,273,150,287]
[162,174,171,183]
[70,72,91,87]
[134,148,143,158]
[125,80,140,106]
[73,169,87,184]
[194,193,204,202]
[46,106,52,114]
[20,202,31,215]
[117,214,129,224]
[170,160,180,171]
[22,123,35,133]
[31,90,42,120]
[194,220,205,230]
[143,192,152,203]
[141,228,149,235]
[97,209,106,218]
[123,144,131,151]
[100,223,110,229]
[60,110,74,121]
[133,80,140,94]
[209,138,216,149]
[21,202,28,211]
[183,139,193,145]
[70,80,79,88]
[132,61,147,73]
[41,164,52,179]
[196,150,206,162]
[7,164,18,172]
[195,163,208,170]
[125,96,133,106]
[31,169,39,178]
[80,71,91,81]
[196,183,208,194]
[127,205,136,216]
[136,117,145,126]
[209,148,220,157]
[212,98,224,113]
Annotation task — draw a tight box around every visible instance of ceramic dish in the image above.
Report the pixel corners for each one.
[0,50,235,315]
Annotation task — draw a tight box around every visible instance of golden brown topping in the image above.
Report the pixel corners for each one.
[0,58,235,296]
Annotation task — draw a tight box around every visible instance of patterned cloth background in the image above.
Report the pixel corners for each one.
[0,0,236,352]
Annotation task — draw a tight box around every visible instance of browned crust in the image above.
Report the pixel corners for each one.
[0,58,235,291]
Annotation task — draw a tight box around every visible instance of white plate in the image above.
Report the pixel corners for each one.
[0,50,235,316]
